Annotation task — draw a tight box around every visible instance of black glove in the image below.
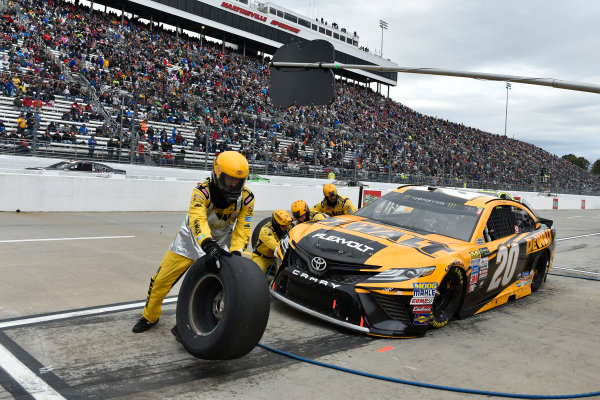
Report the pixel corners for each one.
[201,239,231,262]
[231,251,242,256]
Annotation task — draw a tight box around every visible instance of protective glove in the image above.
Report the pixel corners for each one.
[231,251,242,256]
[201,239,231,263]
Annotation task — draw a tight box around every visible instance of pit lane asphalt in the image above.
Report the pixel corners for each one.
[0,210,599,400]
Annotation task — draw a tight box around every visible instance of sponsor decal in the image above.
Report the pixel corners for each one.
[243,193,255,206]
[514,225,520,233]
[292,269,340,288]
[363,190,382,206]
[470,273,479,284]
[470,258,480,267]
[526,230,553,254]
[412,305,431,313]
[471,264,479,275]
[479,247,490,257]
[480,257,489,267]
[412,282,437,297]
[196,233,206,242]
[476,238,485,245]
[479,265,488,280]
[194,220,202,236]
[470,250,481,259]
[413,313,430,325]
[410,297,434,305]
[245,216,252,222]
[311,232,375,253]
[469,283,477,293]
[199,186,209,199]
[244,223,251,228]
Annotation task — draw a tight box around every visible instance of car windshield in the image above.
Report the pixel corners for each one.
[47,161,70,169]
[354,190,482,241]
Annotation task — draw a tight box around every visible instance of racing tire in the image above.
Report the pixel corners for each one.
[429,267,464,329]
[176,254,270,360]
[531,252,549,292]
[251,217,270,250]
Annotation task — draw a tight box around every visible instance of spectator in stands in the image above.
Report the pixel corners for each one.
[88,134,97,157]
[79,123,88,135]
[16,114,26,135]
[107,136,115,160]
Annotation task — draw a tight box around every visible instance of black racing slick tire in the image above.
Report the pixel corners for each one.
[531,252,549,292]
[429,268,464,329]
[175,254,270,360]
[251,217,270,250]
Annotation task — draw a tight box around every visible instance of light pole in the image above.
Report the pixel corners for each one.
[504,82,511,137]
[379,19,388,57]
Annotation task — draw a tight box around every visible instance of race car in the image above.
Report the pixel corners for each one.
[271,185,555,338]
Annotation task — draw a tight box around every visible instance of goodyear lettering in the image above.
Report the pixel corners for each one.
[292,269,340,289]
[526,230,552,254]
[312,233,374,253]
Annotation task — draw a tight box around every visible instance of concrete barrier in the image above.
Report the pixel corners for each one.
[0,171,598,212]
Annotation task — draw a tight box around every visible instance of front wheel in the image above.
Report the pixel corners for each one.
[176,254,270,360]
[429,268,464,329]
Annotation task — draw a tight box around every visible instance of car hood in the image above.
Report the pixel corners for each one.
[291,215,464,268]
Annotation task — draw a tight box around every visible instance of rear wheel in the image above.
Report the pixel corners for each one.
[531,252,549,292]
[429,268,464,329]
[251,217,270,250]
[176,255,270,360]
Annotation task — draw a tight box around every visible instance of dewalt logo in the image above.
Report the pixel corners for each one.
[526,230,552,254]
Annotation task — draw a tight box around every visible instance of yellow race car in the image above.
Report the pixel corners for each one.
[271,185,555,338]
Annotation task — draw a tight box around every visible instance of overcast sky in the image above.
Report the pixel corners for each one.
[271,0,600,164]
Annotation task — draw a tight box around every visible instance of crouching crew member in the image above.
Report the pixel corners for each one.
[290,200,328,224]
[251,209,292,274]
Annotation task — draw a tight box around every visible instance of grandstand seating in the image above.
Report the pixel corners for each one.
[0,0,598,193]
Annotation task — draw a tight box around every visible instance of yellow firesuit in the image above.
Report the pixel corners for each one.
[142,179,255,323]
[310,194,356,217]
[251,222,285,273]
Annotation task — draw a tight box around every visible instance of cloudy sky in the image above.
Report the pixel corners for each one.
[272,0,600,164]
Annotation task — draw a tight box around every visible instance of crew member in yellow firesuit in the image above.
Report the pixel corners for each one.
[310,183,356,217]
[251,209,292,274]
[290,200,328,224]
[132,151,255,333]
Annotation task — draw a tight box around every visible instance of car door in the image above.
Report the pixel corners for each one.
[462,204,533,311]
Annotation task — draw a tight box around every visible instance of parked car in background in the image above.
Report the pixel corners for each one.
[27,160,126,175]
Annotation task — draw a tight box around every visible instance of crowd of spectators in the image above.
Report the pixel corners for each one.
[0,0,598,193]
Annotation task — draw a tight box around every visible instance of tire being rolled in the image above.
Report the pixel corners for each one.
[251,217,271,250]
[176,254,270,360]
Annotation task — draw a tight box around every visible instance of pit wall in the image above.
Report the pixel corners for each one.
[0,172,598,212]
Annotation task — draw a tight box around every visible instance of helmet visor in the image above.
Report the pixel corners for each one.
[215,172,246,201]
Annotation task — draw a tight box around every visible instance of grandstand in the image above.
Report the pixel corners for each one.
[0,0,598,194]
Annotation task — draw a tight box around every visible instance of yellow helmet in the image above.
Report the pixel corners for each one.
[272,209,292,227]
[291,200,309,220]
[212,151,249,203]
[323,183,337,197]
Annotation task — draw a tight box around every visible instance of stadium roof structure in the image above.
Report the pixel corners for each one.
[90,0,399,87]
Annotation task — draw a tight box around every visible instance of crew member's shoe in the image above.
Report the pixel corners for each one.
[132,317,158,333]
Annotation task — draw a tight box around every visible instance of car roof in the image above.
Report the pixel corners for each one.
[395,185,507,208]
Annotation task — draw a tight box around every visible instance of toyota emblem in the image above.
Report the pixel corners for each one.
[311,256,327,272]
